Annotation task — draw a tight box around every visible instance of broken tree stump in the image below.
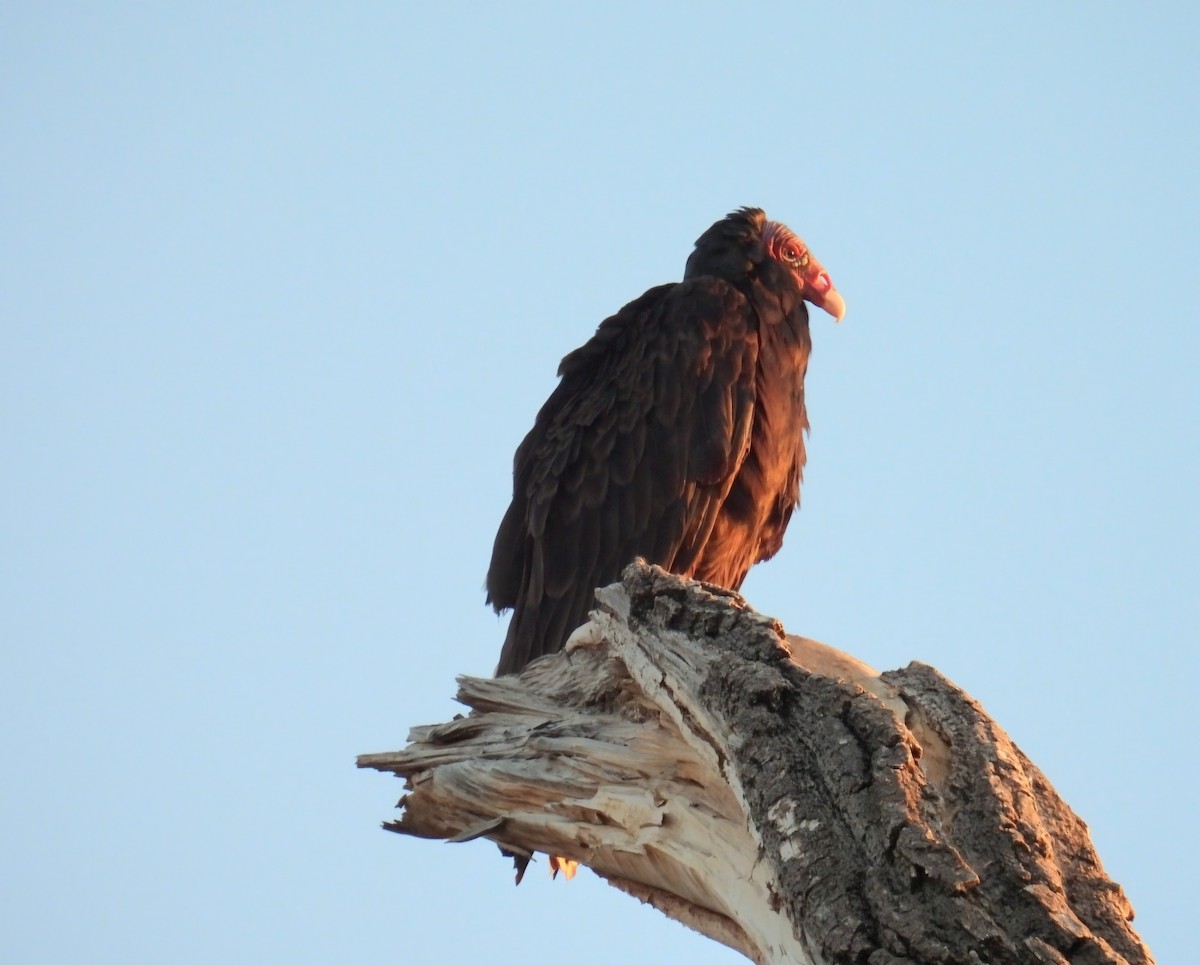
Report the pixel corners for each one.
[358,562,1153,965]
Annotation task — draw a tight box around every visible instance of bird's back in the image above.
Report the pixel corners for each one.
[487,273,810,676]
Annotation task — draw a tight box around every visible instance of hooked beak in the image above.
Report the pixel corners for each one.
[803,261,846,323]
[814,286,846,323]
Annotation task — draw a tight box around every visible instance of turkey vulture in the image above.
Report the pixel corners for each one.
[487,207,844,676]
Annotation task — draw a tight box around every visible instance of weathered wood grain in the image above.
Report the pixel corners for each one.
[358,562,1153,965]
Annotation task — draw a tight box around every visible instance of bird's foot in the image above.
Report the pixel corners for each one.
[549,855,578,880]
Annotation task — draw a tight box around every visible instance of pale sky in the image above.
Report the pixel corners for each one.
[3,5,1196,963]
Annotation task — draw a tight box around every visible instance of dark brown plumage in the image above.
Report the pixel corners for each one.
[487,207,844,676]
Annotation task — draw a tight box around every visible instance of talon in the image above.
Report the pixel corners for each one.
[549,855,579,880]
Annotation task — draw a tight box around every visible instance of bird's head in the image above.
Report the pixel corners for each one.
[760,218,845,322]
[686,207,845,322]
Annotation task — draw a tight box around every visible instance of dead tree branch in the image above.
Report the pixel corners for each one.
[358,562,1152,965]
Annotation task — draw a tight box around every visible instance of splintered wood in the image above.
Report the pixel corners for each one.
[358,562,1153,965]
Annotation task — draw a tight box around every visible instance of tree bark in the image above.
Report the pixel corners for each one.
[358,562,1153,965]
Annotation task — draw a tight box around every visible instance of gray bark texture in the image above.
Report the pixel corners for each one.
[358,562,1153,965]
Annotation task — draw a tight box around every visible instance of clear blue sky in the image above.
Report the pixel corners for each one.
[3,5,1196,963]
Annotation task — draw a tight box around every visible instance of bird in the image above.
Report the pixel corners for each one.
[487,207,844,677]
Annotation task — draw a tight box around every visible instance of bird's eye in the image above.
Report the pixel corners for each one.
[780,244,809,269]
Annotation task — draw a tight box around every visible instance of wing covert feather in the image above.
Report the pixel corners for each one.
[488,278,760,675]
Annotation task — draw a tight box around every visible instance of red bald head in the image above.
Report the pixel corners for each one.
[762,220,846,322]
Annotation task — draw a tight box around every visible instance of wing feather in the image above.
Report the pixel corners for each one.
[488,277,761,675]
